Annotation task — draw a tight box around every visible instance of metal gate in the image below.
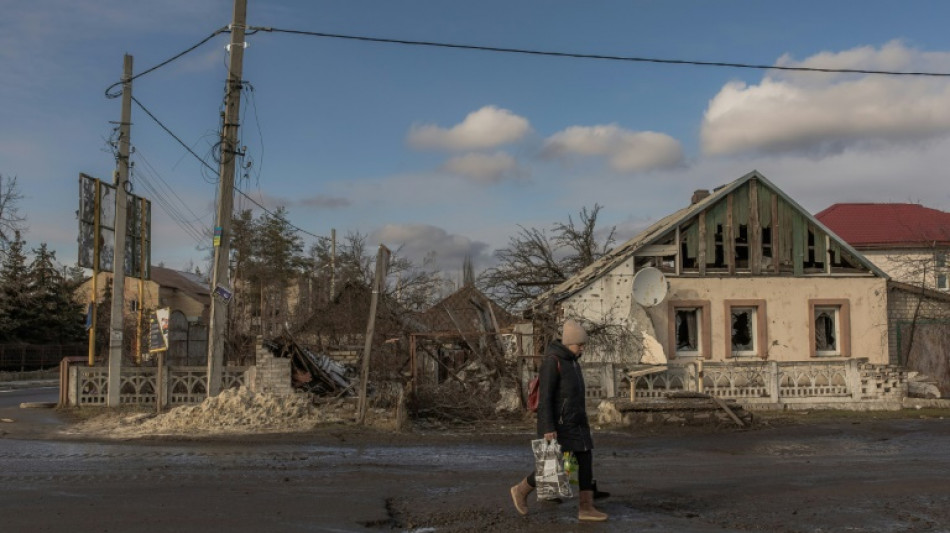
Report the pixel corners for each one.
[166,310,208,366]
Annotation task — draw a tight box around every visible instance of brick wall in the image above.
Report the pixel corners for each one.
[247,336,293,396]
[887,285,950,364]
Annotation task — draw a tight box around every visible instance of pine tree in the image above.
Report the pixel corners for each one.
[0,231,31,341]
[28,243,85,343]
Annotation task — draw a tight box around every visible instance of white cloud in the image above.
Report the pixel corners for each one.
[371,224,490,272]
[701,41,950,156]
[543,124,684,172]
[297,194,352,209]
[407,106,531,151]
[440,152,526,184]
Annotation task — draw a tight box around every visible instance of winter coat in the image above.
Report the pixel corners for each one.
[536,340,593,452]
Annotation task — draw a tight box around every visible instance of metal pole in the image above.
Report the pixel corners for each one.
[207,0,247,397]
[107,54,133,407]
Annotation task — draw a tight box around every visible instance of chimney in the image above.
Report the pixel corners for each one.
[691,189,710,205]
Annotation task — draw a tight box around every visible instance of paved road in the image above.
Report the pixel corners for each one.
[0,384,59,408]
[2,388,950,532]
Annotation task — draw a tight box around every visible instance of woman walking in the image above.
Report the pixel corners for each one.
[510,318,608,522]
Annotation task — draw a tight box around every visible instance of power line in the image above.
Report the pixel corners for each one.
[131,96,217,174]
[133,147,212,244]
[250,26,950,78]
[105,27,229,98]
[233,188,322,240]
[130,95,322,241]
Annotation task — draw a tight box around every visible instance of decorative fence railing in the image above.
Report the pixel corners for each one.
[574,358,907,407]
[66,365,250,407]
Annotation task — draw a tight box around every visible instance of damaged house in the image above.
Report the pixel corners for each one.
[533,170,906,409]
[816,203,950,396]
[412,283,519,388]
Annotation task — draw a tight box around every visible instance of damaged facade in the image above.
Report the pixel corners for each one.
[533,170,903,408]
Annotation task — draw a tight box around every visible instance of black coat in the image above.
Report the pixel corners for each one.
[536,340,593,452]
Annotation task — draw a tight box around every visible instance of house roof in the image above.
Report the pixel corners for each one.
[888,280,950,304]
[535,170,886,307]
[418,284,515,333]
[815,203,950,249]
[150,266,210,299]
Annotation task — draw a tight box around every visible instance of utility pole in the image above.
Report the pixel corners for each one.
[358,245,390,424]
[330,228,336,300]
[107,54,133,407]
[207,0,247,397]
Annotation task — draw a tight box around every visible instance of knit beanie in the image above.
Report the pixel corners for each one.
[561,318,588,346]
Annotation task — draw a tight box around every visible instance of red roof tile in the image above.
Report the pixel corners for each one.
[816,203,950,248]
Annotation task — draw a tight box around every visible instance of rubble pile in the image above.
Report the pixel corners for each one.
[266,336,357,396]
[137,387,317,433]
[69,387,354,438]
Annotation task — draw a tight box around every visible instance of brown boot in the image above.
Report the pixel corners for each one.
[578,490,608,522]
[510,478,534,515]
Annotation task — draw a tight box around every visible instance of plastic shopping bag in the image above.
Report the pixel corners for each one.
[532,438,573,500]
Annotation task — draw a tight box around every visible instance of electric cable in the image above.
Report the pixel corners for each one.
[105,27,229,98]
[132,150,209,246]
[130,96,322,241]
[132,96,217,174]
[250,26,950,78]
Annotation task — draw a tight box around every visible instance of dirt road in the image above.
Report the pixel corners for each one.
[2,406,949,532]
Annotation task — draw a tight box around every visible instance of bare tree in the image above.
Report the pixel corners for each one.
[308,230,445,312]
[0,174,27,252]
[479,204,616,311]
[884,245,949,365]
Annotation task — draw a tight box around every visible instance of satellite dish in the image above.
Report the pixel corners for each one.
[632,267,669,307]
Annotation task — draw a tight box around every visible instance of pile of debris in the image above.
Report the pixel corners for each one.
[67,387,354,438]
[265,336,357,396]
[597,392,754,428]
[410,361,522,423]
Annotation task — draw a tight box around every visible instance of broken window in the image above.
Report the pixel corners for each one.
[829,242,864,273]
[734,224,749,269]
[730,306,757,356]
[713,224,725,268]
[814,306,838,355]
[937,253,947,268]
[761,226,772,265]
[809,300,850,358]
[679,222,699,271]
[703,201,730,271]
[938,274,948,290]
[803,229,825,271]
[675,308,699,354]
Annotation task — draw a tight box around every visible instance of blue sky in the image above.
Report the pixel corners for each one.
[5,1,950,278]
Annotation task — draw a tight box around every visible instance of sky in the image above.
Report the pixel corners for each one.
[4,0,950,281]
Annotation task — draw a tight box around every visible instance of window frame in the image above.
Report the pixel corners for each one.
[724,299,768,359]
[808,299,851,358]
[668,300,712,360]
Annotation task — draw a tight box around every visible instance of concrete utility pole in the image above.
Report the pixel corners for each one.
[330,228,337,300]
[207,0,247,397]
[107,54,134,407]
[358,245,390,424]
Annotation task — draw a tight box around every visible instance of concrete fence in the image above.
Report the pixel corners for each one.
[65,365,250,407]
[580,358,908,410]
